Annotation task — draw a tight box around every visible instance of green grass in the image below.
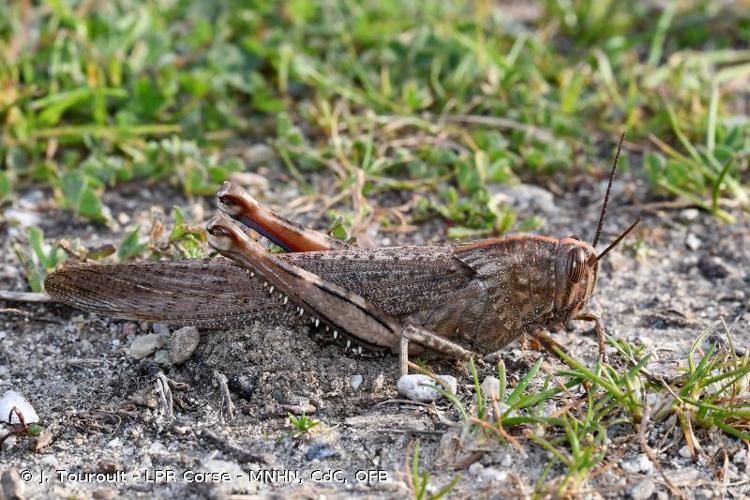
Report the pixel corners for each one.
[1,0,748,238]
[287,412,320,438]
[408,439,461,500]
[1,2,748,493]
[417,323,749,497]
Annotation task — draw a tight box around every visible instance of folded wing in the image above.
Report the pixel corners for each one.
[44,259,294,328]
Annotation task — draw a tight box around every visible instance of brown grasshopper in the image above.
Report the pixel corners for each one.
[45,137,639,376]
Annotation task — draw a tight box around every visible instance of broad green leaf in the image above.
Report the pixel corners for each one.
[117,226,148,261]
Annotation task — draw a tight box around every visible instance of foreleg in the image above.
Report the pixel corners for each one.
[573,311,607,363]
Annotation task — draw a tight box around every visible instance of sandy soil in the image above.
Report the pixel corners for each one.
[1,175,748,499]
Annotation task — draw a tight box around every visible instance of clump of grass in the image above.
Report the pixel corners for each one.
[407,439,461,500]
[13,227,67,292]
[287,413,320,438]
[421,321,749,496]
[652,322,750,450]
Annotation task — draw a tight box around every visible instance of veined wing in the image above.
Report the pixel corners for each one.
[284,246,478,320]
[44,258,295,328]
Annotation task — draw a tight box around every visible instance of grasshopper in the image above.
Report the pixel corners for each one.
[45,136,639,376]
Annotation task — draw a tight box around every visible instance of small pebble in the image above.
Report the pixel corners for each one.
[630,479,655,500]
[0,390,40,424]
[152,323,170,336]
[350,374,364,391]
[620,454,653,474]
[489,184,556,215]
[698,255,730,281]
[733,449,747,464]
[685,233,702,251]
[679,208,700,222]
[229,374,257,401]
[167,326,200,364]
[199,459,246,494]
[396,374,457,402]
[306,443,339,461]
[480,376,500,401]
[678,445,692,458]
[126,333,168,359]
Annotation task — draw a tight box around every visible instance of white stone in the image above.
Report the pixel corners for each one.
[350,374,364,391]
[621,454,653,474]
[685,233,702,251]
[396,374,458,402]
[126,333,168,359]
[678,445,692,458]
[480,376,501,401]
[0,390,39,424]
[679,208,700,222]
[481,468,507,483]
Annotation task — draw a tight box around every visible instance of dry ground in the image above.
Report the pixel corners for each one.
[1,177,749,499]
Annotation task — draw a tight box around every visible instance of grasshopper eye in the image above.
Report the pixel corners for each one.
[566,247,586,283]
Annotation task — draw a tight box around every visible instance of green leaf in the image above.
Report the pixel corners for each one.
[59,171,106,221]
[117,226,148,261]
[0,170,11,200]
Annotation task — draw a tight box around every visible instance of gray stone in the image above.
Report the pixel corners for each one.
[1,469,25,500]
[168,326,201,364]
[698,255,730,280]
[306,443,339,461]
[489,183,556,215]
[396,374,458,402]
[620,454,653,474]
[152,323,170,336]
[630,479,655,500]
[350,374,364,391]
[126,334,168,359]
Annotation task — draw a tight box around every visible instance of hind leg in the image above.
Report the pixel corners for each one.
[216,182,351,252]
[207,213,480,374]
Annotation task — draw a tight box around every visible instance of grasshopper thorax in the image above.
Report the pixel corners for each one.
[553,237,599,321]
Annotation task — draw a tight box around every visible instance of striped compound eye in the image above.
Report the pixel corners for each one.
[566,247,586,283]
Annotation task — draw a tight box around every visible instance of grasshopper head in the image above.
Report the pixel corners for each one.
[553,238,599,320]
[553,131,640,321]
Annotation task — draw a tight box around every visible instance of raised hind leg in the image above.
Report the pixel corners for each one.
[206,213,479,375]
[217,182,350,252]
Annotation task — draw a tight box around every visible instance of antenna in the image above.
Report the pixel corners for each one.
[595,218,641,262]
[592,131,626,248]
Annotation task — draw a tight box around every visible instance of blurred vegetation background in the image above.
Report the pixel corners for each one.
[1,0,749,239]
